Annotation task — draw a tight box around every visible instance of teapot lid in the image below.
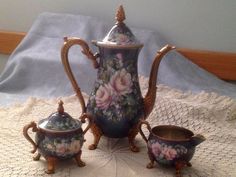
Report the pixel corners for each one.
[93,5,143,48]
[38,100,82,132]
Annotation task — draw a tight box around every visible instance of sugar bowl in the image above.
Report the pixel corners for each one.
[139,120,205,177]
[23,100,92,174]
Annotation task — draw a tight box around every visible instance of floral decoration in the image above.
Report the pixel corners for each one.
[41,135,83,158]
[109,68,132,96]
[108,33,136,45]
[105,25,139,45]
[42,113,81,131]
[149,140,188,162]
[87,50,143,122]
[95,84,113,109]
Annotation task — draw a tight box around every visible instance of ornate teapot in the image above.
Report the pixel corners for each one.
[23,100,92,174]
[61,5,175,152]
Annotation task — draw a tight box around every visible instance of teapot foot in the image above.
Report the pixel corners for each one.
[33,152,41,161]
[75,150,86,167]
[45,156,57,174]
[128,123,140,152]
[89,123,103,150]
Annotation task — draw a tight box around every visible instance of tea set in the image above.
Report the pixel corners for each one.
[23,5,205,177]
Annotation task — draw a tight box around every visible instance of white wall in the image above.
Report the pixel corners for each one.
[0,0,236,52]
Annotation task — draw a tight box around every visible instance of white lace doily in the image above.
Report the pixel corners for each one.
[0,80,236,177]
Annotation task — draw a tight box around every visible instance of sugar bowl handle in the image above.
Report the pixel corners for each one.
[80,113,92,135]
[138,120,152,143]
[61,37,99,113]
[23,121,39,153]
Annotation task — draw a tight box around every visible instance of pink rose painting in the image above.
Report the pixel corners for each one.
[116,53,123,60]
[69,140,81,154]
[55,143,68,155]
[151,142,178,161]
[95,84,113,109]
[95,68,133,110]
[110,69,132,96]
[116,34,130,45]
[162,146,177,160]
[151,142,162,156]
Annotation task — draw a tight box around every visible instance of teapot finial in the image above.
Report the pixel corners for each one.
[57,100,64,114]
[116,5,126,24]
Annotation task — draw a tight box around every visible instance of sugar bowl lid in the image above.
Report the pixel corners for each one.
[38,100,82,132]
[93,5,143,48]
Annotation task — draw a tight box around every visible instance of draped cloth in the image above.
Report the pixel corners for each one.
[0,12,235,106]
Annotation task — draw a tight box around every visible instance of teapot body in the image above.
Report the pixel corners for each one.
[87,46,144,138]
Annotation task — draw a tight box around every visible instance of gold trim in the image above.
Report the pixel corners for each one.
[143,45,175,118]
[38,126,82,134]
[92,40,143,49]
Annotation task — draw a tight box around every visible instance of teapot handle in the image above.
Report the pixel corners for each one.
[61,37,99,113]
[138,119,152,143]
[23,121,39,154]
[80,113,92,135]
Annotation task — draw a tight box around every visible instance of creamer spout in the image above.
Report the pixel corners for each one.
[190,134,206,146]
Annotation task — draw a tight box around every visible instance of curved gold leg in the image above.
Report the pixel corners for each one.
[128,123,139,152]
[75,150,86,167]
[146,162,154,169]
[146,150,155,168]
[187,162,192,167]
[175,160,191,177]
[88,123,103,150]
[33,152,41,161]
[45,156,57,174]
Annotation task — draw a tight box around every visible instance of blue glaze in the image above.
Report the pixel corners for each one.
[35,129,84,159]
[87,47,144,138]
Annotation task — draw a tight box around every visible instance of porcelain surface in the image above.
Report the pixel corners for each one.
[147,136,194,165]
[36,130,84,159]
[38,112,82,132]
[87,47,144,138]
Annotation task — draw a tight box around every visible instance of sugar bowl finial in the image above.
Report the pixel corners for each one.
[116,5,126,24]
[57,100,64,114]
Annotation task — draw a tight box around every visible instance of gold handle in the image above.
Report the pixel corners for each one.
[138,120,152,143]
[80,113,92,135]
[23,121,38,153]
[143,45,176,118]
[61,37,99,113]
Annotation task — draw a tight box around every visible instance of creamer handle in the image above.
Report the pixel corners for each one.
[138,119,152,143]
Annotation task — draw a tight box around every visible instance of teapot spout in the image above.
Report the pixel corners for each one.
[143,45,175,118]
[190,134,206,146]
